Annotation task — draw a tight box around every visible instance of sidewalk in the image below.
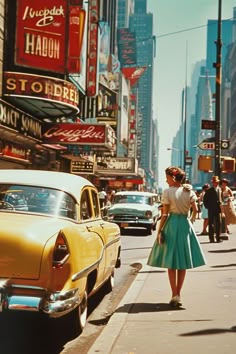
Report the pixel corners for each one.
[88,220,236,354]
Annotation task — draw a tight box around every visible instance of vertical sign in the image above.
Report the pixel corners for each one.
[67,5,86,73]
[86,0,99,97]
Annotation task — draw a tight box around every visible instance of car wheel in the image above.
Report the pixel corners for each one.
[104,271,115,294]
[68,290,88,335]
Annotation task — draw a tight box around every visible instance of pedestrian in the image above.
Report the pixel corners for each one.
[203,176,223,243]
[220,178,236,233]
[198,183,210,235]
[147,166,206,307]
[98,188,107,209]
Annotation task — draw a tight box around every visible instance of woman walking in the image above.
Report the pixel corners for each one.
[147,166,206,307]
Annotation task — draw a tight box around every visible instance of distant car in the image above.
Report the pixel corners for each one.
[106,191,160,235]
[0,170,121,334]
[232,191,236,210]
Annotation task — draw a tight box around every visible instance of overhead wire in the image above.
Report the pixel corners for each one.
[156,17,234,38]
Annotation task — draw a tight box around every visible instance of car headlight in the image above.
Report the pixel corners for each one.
[107,213,114,220]
[145,210,152,219]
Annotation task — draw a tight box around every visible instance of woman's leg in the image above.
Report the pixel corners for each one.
[168,269,177,297]
[177,270,186,297]
[168,269,178,297]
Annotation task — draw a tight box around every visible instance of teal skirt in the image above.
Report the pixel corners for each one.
[147,214,206,270]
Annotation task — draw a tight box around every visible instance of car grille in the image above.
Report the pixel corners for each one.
[113,215,143,221]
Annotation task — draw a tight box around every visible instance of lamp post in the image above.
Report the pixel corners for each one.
[167,148,182,168]
[214,0,222,178]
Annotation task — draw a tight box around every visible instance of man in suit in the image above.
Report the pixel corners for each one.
[203,176,223,243]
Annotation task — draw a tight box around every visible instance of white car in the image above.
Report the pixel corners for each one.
[106,191,160,235]
[232,191,236,210]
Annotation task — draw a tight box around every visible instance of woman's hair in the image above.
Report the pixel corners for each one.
[220,178,229,185]
[202,183,210,190]
[165,166,185,182]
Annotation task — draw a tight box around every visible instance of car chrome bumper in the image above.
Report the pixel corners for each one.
[0,282,80,318]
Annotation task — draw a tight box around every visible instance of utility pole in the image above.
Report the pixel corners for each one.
[214,0,222,178]
[183,42,188,173]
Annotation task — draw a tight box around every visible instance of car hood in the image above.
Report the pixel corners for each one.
[0,213,71,280]
[108,203,152,215]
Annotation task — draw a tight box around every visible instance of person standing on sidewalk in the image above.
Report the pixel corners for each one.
[198,183,210,235]
[203,176,224,243]
[220,178,236,233]
[147,166,206,307]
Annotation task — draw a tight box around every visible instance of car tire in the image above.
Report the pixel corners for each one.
[68,289,88,335]
[104,271,115,294]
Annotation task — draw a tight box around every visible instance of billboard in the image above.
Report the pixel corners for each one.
[117,28,137,67]
[15,0,67,73]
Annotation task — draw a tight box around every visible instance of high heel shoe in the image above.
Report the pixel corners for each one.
[169,296,182,307]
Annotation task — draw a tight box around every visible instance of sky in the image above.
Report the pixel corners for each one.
[147,0,236,189]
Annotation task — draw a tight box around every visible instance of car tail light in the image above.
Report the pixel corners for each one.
[145,211,152,219]
[52,231,70,269]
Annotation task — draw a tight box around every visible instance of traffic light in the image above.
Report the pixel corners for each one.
[198,156,213,172]
[221,157,235,173]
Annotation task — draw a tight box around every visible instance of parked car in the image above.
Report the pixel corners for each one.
[0,170,121,334]
[232,190,236,210]
[106,191,160,235]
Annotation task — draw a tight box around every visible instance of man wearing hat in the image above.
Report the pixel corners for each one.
[203,176,223,243]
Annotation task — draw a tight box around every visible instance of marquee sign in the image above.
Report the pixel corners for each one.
[42,123,116,149]
[96,157,138,175]
[3,72,79,109]
[0,98,42,141]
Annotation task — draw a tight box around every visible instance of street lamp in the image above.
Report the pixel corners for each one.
[167,148,182,168]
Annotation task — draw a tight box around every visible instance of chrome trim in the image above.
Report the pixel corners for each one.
[0,285,80,318]
[8,296,42,311]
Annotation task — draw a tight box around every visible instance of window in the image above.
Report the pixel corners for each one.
[80,189,92,220]
[91,190,100,218]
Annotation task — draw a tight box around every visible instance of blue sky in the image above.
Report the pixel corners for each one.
[147,0,236,188]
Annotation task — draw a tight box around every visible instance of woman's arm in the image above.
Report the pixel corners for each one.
[156,203,169,244]
[190,200,197,223]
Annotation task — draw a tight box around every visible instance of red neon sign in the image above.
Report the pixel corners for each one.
[86,0,99,97]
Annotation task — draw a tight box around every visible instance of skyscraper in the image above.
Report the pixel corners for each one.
[129,0,156,186]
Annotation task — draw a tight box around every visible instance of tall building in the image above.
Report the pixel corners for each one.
[117,0,134,28]
[128,0,156,188]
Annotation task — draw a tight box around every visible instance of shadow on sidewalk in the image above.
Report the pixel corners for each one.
[115,302,185,313]
[180,325,236,337]
[208,248,236,253]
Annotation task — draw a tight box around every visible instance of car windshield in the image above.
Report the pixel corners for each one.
[0,184,76,220]
[113,195,151,205]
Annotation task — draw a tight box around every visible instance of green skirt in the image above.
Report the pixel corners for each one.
[147,214,206,270]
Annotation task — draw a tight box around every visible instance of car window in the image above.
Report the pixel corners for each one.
[80,189,92,220]
[91,190,100,218]
[0,184,76,220]
[113,195,151,205]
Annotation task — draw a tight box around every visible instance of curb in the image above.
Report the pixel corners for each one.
[87,260,149,354]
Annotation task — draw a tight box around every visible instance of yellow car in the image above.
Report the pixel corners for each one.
[0,170,121,333]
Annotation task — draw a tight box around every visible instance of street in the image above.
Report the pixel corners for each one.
[1,221,235,354]
[0,227,154,354]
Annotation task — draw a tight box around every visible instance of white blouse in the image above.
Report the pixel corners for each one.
[161,186,197,215]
